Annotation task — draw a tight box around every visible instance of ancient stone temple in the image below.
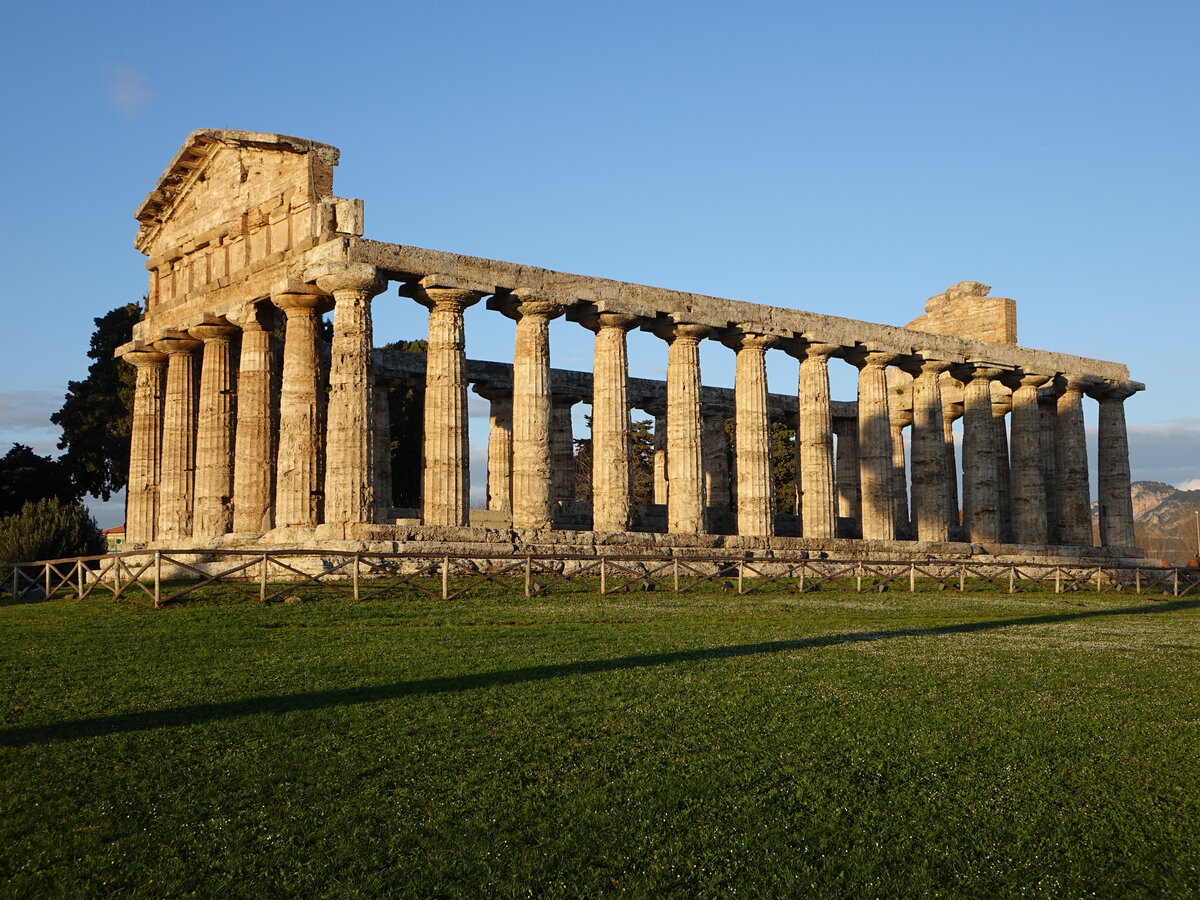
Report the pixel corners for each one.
[116,130,1145,561]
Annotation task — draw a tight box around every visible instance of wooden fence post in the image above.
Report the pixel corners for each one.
[153,551,162,608]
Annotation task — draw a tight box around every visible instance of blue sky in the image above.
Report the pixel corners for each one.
[1,1,1197,525]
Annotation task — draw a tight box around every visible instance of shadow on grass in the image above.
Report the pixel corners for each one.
[3,598,1196,747]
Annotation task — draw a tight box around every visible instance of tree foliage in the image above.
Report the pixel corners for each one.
[0,497,106,565]
[0,444,79,517]
[50,303,141,500]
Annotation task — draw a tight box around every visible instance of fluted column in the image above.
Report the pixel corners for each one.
[646,401,669,506]
[1039,391,1062,544]
[317,264,385,528]
[122,349,166,543]
[726,329,777,537]
[505,294,569,530]
[473,383,513,515]
[189,321,239,537]
[1092,380,1140,548]
[909,356,952,542]
[1008,372,1051,545]
[152,334,201,539]
[272,292,326,528]
[372,374,393,519]
[1055,375,1095,546]
[588,313,637,532]
[992,391,1014,542]
[833,416,861,529]
[890,410,912,538]
[408,277,487,527]
[551,395,578,501]
[231,315,274,533]
[960,365,1001,543]
[943,402,962,529]
[701,403,733,511]
[660,322,711,534]
[851,350,898,541]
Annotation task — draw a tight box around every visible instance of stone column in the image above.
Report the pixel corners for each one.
[959,365,1001,544]
[992,390,1014,542]
[1007,372,1051,545]
[724,330,777,537]
[890,410,912,538]
[231,315,274,533]
[272,291,326,528]
[152,334,201,539]
[189,321,239,537]
[551,395,577,501]
[701,402,732,510]
[123,349,166,544]
[943,402,962,529]
[659,322,711,534]
[909,356,953,542]
[372,374,393,519]
[851,350,898,541]
[1054,375,1095,546]
[408,276,487,527]
[833,416,861,528]
[473,383,513,514]
[505,294,569,530]
[1039,390,1062,544]
[792,343,838,539]
[588,313,637,532]
[1092,380,1140,548]
[317,264,385,529]
[645,400,669,506]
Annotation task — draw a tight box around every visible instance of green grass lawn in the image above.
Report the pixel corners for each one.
[1,585,1198,898]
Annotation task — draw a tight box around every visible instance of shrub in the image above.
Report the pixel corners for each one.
[0,498,106,565]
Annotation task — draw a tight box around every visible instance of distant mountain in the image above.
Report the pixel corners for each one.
[1117,481,1200,562]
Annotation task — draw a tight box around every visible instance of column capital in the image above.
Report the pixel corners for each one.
[471,381,512,402]
[490,289,572,321]
[785,339,842,360]
[551,392,583,408]
[577,309,640,332]
[1089,379,1143,401]
[845,347,902,369]
[1001,371,1052,391]
[152,333,201,355]
[942,401,963,423]
[188,320,239,343]
[720,326,782,353]
[121,347,167,367]
[905,353,954,378]
[653,319,712,343]
[639,398,667,418]
[952,362,1006,383]
[313,263,386,298]
[271,291,325,315]
[1054,373,1103,395]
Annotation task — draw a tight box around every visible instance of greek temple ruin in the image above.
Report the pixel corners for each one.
[115,130,1146,561]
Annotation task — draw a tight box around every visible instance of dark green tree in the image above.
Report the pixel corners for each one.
[0,444,78,517]
[379,339,428,508]
[50,303,141,500]
[0,497,106,565]
[572,416,656,507]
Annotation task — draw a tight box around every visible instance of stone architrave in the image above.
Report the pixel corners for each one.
[1007,372,1051,545]
[908,356,953,542]
[231,314,274,533]
[851,350,898,541]
[700,402,732,511]
[189,321,239,537]
[793,342,839,538]
[659,322,712,534]
[317,264,386,528]
[152,334,201,539]
[992,390,1014,542]
[473,383,513,515]
[725,329,778,537]
[272,291,326,528]
[1092,380,1140,548]
[372,374,393,518]
[587,312,638,532]
[959,365,1001,543]
[1054,374,1095,546]
[122,348,166,543]
[505,293,570,530]
[551,395,578,501]
[407,276,488,527]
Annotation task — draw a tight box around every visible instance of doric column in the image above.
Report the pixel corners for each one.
[587,312,638,532]
[271,291,326,528]
[788,342,838,538]
[833,416,861,528]
[1054,374,1095,546]
[407,276,488,527]
[317,264,385,528]
[959,365,1002,543]
[372,374,393,519]
[890,410,912,538]
[908,356,953,542]
[231,313,274,533]
[992,390,1014,542]
[152,334,201,539]
[850,349,898,541]
[551,394,578,501]
[1039,390,1062,544]
[502,293,570,530]
[701,402,733,511]
[1007,372,1051,545]
[658,321,712,534]
[122,348,166,544]
[1091,380,1141,548]
[189,321,239,537]
[943,401,962,529]
[473,383,513,514]
[646,401,669,506]
[725,329,777,537]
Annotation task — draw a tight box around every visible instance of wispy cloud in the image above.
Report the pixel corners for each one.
[109,65,151,116]
[0,391,61,452]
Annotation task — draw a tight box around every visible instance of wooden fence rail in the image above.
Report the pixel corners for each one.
[3,549,1198,608]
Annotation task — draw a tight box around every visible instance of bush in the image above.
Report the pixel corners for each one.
[0,498,106,565]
